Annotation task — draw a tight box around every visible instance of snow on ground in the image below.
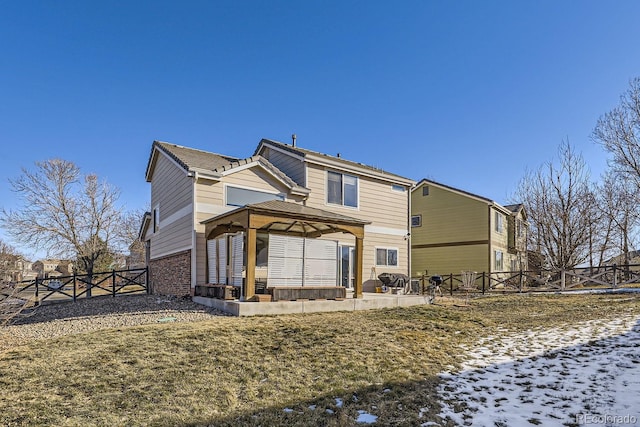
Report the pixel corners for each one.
[437,314,640,426]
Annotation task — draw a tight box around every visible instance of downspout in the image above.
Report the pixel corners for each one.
[190,171,197,293]
[487,205,492,275]
[407,183,413,280]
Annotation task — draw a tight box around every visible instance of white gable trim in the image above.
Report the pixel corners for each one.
[219,160,306,195]
[146,145,189,182]
[307,157,414,186]
[258,142,305,162]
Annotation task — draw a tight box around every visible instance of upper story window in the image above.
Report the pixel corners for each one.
[226,186,284,207]
[411,215,422,227]
[495,211,503,233]
[327,171,358,208]
[422,186,429,196]
[516,219,525,238]
[392,184,405,192]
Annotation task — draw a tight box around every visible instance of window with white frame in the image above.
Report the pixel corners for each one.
[327,171,358,207]
[494,250,503,271]
[495,211,503,233]
[517,219,525,238]
[152,205,160,233]
[376,248,398,267]
[411,215,422,227]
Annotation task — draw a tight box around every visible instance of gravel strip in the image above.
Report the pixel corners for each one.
[1,294,230,352]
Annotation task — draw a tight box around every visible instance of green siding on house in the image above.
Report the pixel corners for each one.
[411,181,491,276]
[412,245,488,278]
[411,183,489,245]
[411,180,527,277]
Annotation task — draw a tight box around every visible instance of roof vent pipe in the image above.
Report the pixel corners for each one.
[291,134,296,147]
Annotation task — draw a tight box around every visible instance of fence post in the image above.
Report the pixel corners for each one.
[145,266,150,295]
[613,264,617,288]
[73,272,77,302]
[482,272,486,294]
[112,270,116,297]
[561,269,566,290]
[519,270,523,293]
[35,277,39,301]
[450,273,453,296]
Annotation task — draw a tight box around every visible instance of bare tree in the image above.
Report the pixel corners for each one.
[0,159,123,296]
[593,77,640,189]
[0,240,34,326]
[0,240,18,283]
[597,171,639,267]
[514,141,594,270]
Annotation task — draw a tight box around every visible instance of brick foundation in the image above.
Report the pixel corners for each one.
[149,250,191,297]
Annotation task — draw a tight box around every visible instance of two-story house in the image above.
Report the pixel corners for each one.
[141,138,415,300]
[410,179,527,279]
[32,259,74,279]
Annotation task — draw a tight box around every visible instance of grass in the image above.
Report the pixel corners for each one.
[1,293,639,426]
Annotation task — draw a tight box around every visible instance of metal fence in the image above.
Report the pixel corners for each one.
[0,267,149,307]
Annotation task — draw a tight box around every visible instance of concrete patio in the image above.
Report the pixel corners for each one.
[192,291,435,316]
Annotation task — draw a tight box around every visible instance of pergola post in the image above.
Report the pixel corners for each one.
[354,236,364,298]
[245,227,257,300]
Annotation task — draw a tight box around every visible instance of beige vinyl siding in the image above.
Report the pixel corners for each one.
[192,165,307,286]
[322,231,408,286]
[304,163,410,282]
[412,245,489,277]
[305,164,409,230]
[195,231,207,285]
[195,178,224,209]
[490,207,510,260]
[411,183,489,245]
[149,154,193,259]
[261,147,306,186]
[223,167,291,195]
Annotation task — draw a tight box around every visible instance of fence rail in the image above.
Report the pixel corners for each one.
[412,263,640,298]
[0,267,149,307]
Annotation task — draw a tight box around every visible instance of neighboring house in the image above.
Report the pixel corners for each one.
[32,259,75,279]
[126,238,147,270]
[411,179,527,278]
[141,138,415,299]
[1,255,37,282]
[604,250,640,266]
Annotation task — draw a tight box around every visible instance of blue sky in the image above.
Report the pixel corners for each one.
[1,1,640,258]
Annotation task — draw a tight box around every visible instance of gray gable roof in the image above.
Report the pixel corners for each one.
[416,178,493,203]
[255,138,415,185]
[146,141,309,194]
[146,141,238,180]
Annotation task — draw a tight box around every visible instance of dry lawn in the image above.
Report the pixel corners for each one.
[1,293,639,426]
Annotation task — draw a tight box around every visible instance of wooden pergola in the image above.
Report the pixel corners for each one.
[202,200,370,299]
